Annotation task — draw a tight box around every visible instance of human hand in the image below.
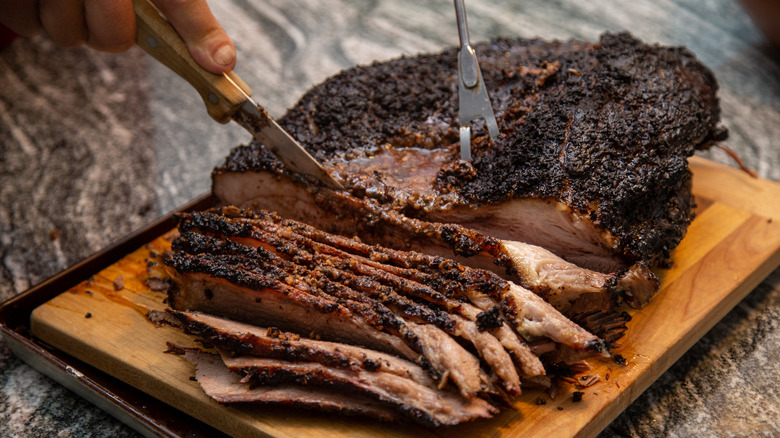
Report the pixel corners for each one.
[740,0,780,48]
[0,0,236,74]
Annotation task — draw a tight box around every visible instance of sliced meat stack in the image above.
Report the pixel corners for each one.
[162,312,497,427]
[160,206,610,426]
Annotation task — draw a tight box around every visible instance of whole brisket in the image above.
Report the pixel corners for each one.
[214,32,726,278]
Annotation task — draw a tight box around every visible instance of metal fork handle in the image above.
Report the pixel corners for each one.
[454,0,478,88]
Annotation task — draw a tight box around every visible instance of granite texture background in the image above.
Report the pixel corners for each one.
[1,0,779,436]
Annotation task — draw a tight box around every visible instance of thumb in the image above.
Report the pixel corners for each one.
[153,0,236,74]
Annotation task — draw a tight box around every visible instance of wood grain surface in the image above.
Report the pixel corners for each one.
[28,158,780,438]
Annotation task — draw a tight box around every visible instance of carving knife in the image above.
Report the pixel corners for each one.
[132,0,343,189]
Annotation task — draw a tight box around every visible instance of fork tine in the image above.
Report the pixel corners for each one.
[483,107,499,139]
[460,126,472,161]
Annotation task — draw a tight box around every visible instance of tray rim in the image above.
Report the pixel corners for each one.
[0,193,226,438]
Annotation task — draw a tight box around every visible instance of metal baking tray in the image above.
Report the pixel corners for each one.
[0,194,227,438]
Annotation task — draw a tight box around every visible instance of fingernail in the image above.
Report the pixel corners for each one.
[213,43,235,67]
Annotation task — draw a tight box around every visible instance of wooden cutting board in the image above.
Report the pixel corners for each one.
[30,157,780,438]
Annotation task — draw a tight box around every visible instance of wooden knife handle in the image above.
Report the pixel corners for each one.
[133,0,252,123]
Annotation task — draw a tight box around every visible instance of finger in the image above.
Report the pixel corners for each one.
[39,0,87,47]
[153,0,236,74]
[85,0,136,52]
[0,0,44,37]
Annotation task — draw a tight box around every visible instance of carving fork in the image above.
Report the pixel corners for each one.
[454,0,499,161]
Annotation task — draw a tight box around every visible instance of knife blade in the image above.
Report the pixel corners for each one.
[132,0,343,189]
[223,75,344,189]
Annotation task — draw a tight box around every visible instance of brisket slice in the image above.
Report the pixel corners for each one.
[163,318,497,427]
[222,355,497,428]
[165,310,435,383]
[213,31,725,284]
[165,256,419,360]
[173,348,404,423]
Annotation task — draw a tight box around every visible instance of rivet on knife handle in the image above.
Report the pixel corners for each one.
[133,0,249,123]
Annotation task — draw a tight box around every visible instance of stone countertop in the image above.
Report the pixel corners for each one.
[1,0,778,436]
